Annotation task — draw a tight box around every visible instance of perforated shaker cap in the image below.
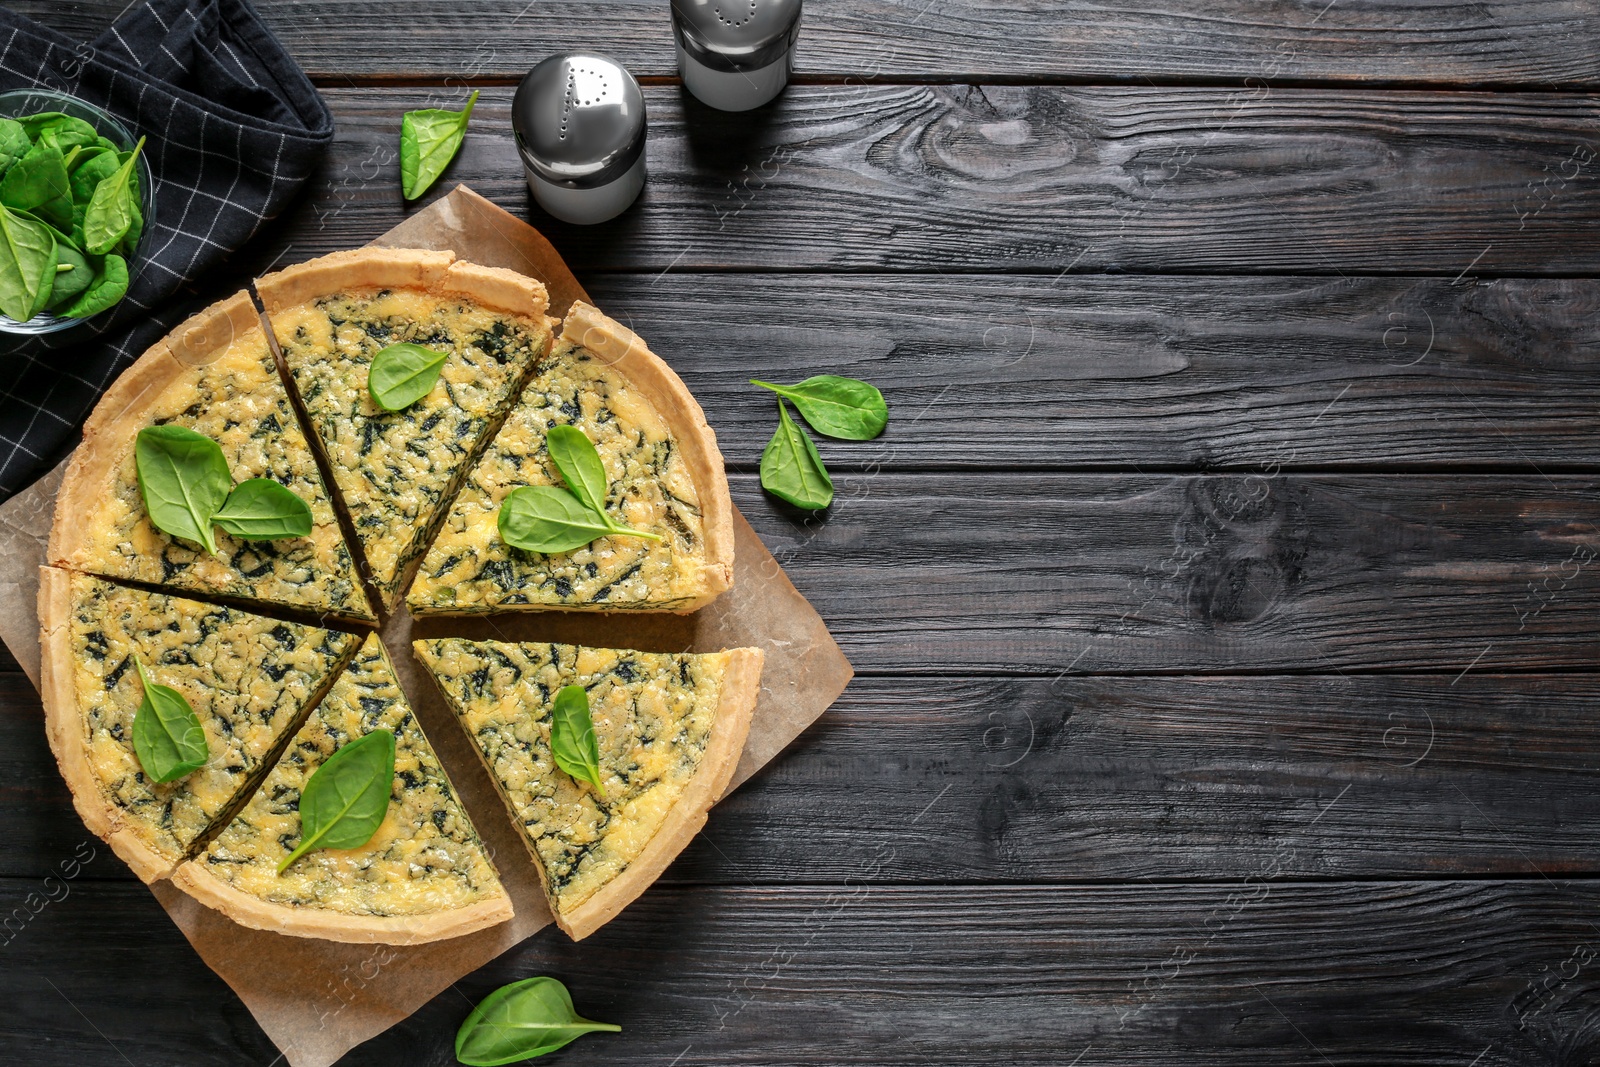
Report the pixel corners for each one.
[671,0,802,72]
[513,52,646,188]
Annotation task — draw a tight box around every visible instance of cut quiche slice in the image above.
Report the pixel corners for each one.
[172,634,512,944]
[38,568,362,882]
[408,301,734,616]
[49,292,375,622]
[256,248,555,611]
[414,637,762,940]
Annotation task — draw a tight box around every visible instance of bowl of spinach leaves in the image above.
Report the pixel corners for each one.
[0,89,152,335]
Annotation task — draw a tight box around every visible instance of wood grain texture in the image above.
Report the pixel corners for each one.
[244,86,1600,275]
[729,472,1600,673]
[588,273,1600,472]
[3,877,1599,1065]
[10,671,1600,884]
[16,0,1600,87]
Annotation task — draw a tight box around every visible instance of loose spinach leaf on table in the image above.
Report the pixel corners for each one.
[399,89,478,201]
[83,136,144,255]
[130,657,209,784]
[278,729,396,873]
[751,374,889,440]
[0,139,72,230]
[134,425,232,554]
[549,685,606,797]
[212,478,313,540]
[60,252,127,319]
[760,399,834,510]
[498,485,619,554]
[0,202,56,322]
[367,342,448,410]
[455,976,620,1066]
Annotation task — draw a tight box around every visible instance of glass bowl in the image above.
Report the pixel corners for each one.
[0,88,154,336]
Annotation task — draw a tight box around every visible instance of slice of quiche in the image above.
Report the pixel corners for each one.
[38,568,362,882]
[172,634,512,944]
[408,301,734,616]
[256,248,555,611]
[49,292,375,622]
[414,637,762,940]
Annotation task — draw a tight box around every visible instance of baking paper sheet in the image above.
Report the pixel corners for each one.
[0,186,854,1067]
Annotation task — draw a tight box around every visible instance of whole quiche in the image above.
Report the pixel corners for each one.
[37,247,761,946]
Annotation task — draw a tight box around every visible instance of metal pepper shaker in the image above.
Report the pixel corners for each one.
[671,0,802,112]
[512,52,647,225]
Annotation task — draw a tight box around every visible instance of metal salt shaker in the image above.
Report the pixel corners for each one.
[512,52,647,225]
[671,0,802,112]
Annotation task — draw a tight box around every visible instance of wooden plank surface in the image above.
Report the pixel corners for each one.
[244,86,1600,275]
[17,0,1600,88]
[7,1,1600,1065]
[725,472,1600,673]
[4,877,1599,1065]
[9,671,1600,884]
[588,274,1600,472]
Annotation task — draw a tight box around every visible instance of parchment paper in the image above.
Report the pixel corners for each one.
[0,186,854,1067]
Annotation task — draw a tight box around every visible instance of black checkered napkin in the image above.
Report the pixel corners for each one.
[0,0,333,501]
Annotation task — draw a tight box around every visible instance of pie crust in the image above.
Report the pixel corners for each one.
[165,872,514,945]
[38,246,759,945]
[169,637,513,945]
[552,646,761,941]
[47,291,374,622]
[37,564,176,882]
[556,300,735,610]
[255,247,557,609]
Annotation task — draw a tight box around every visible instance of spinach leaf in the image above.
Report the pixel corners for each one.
[0,203,56,322]
[0,118,29,177]
[130,657,209,784]
[498,485,617,554]
[212,478,314,540]
[367,342,448,411]
[83,136,144,255]
[549,685,606,797]
[134,425,231,554]
[120,194,143,256]
[19,113,99,153]
[546,424,610,517]
[69,147,117,210]
[760,399,833,510]
[44,240,91,310]
[277,728,396,874]
[542,425,663,543]
[399,89,478,201]
[59,252,127,319]
[455,976,620,1066]
[751,375,888,440]
[0,139,72,230]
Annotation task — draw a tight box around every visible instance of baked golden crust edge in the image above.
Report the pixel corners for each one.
[166,861,515,945]
[557,301,735,614]
[555,645,763,940]
[37,565,177,883]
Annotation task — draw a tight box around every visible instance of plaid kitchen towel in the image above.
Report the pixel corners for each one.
[0,0,333,500]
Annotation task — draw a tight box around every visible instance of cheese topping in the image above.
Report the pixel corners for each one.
[271,288,549,604]
[414,638,728,914]
[68,332,373,621]
[64,574,360,866]
[194,635,504,918]
[407,339,709,614]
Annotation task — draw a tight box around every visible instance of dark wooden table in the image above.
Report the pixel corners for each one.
[6,2,1600,1063]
